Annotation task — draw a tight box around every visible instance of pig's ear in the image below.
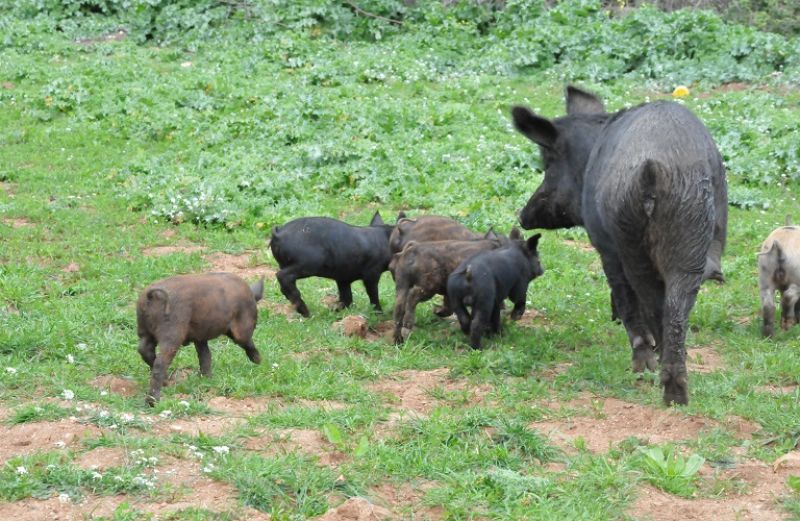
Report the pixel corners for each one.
[483,226,497,240]
[527,233,542,251]
[566,86,605,115]
[370,211,384,226]
[509,226,521,240]
[511,106,557,149]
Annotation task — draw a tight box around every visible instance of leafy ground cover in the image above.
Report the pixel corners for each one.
[1,1,800,519]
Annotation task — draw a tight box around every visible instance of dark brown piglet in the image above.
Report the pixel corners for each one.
[389,215,481,254]
[137,272,264,406]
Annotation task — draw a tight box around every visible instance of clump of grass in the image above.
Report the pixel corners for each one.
[633,445,705,497]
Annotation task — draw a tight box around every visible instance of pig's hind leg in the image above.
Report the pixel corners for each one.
[334,280,354,310]
[138,335,157,368]
[277,267,310,317]
[781,284,800,330]
[194,341,212,377]
[363,274,383,312]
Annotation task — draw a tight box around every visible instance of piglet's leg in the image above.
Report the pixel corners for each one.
[363,275,382,312]
[146,343,180,407]
[277,267,310,317]
[469,308,488,350]
[781,285,800,330]
[508,283,528,321]
[335,280,353,310]
[195,341,212,377]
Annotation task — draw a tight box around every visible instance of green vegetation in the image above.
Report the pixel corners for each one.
[1,0,799,519]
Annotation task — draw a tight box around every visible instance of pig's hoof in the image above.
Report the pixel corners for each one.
[661,366,688,406]
[400,327,412,341]
[433,305,452,318]
[631,336,658,373]
[145,394,157,407]
[297,305,310,317]
[247,350,262,364]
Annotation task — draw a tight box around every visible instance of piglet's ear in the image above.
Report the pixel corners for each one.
[566,86,605,115]
[370,211,384,226]
[527,233,542,251]
[512,106,557,149]
[509,226,521,240]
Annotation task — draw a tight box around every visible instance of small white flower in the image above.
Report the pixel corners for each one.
[58,493,70,504]
[62,389,75,400]
[109,424,118,429]
[180,61,192,68]
[120,413,134,422]
[212,445,229,455]
[16,466,27,475]
[91,471,102,480]
[98,410,110,419]
[77,342,87,351]
[159,410,172,418]
[179,400,190,408]
[100,391,108,396]
[54,440,66,448]
[66,354,75,364]
[114,475,124,482]
[271,363,279,369]
[5,367,17,374]
[202,463,215,473]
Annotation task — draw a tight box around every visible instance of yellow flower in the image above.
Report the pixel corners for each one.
[672,85,690,98]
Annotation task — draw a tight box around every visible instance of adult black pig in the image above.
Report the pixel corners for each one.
[270,212,394,317]
[512,86,727,405]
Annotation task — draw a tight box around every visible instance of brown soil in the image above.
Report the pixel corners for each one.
[245,428,347,466]
[3,217,32,228]
[207,396,280,415]
[370,481,444,520]
[686,344,725,374]
[154,415,243,437]
[142,244,205,256]
[295,398,348,411]
[314,497,393,521]
[756,383,798,395]
[334,316,369,338]
[75,446,127,470]
[1,82,14,89]
[538,362,574,379]
[365,321,395,343]
[630,458,793,521]
[515,308,549,329]
[367,368,492,436]
[0,419,103,463]
[203,251,277,280]
[61,262,80,273]
[562,238,595,253]
[531,395,758,453]
[89,375,139,397]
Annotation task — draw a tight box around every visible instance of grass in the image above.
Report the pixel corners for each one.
[1,3,800,520]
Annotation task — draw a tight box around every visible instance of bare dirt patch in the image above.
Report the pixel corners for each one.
[0,495,125,521]
[314,497,393,521]
[75,446,127,470]
[366,321,395,343]
[630,458,792,521]
[531,396,757,453]
[3,217,32,228]
[154,415,243,437]
[0,419,103,463]
[515,308,548,329]
[245,428,347,466]
[204,251,277,280]
[756,383,798,395]
[367,368,491,418]
[76,29,128,45]
[686,344,725,374]
[90,375,139,397]
[334,315,369,338]
[370,481,443,520]
[207,396,280,415]
[142,244,205,256]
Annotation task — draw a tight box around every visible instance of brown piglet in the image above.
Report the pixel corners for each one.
[137,273,264,406]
